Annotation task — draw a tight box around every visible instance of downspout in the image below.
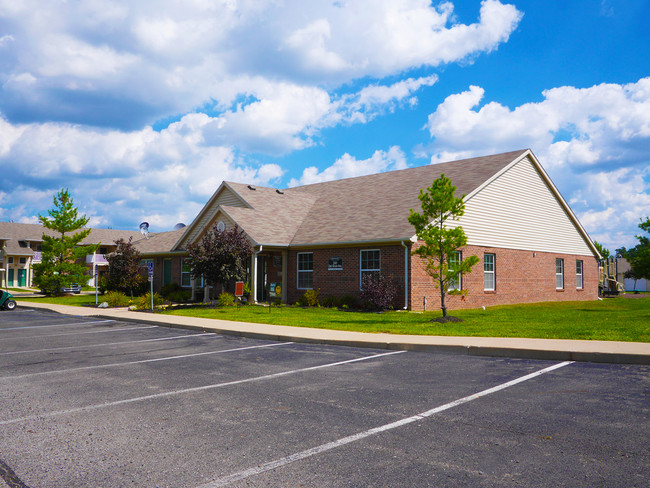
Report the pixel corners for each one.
[401,241,409,310]
[252,245,262,303]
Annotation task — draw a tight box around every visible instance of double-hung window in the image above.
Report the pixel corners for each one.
[556,258,564,290]
[576,260,583,289]
[360,249,380,287]
[297,252,313,289]
[181,259,191,287]
[449,251,461,291]
[484,253,495,291]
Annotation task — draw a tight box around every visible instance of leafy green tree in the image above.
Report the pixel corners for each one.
[593,241,610,259]
[408,174,479,318]
[630,217,650,281]
[32,189,98,295]
[105,237,146,298]
[185,224,252,298]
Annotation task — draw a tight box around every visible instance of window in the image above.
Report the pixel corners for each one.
[297,252,313,289]
[576,260,583,289]
[99,247,108,255]
[360,249,380,286]
[181,259,191,287]
[7,257,13,264]
[484,253,495,291]
[19,257,27,264]
[556,258,564,290]
[449,251,461,291]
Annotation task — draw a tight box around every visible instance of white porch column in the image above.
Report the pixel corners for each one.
[252,245,262,303]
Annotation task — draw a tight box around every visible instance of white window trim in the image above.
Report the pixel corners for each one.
[449,251,462,291]
[297,252,313,290]
[576,260,583,289]
[360,249,381,289]
[556,258,564,290]
[181,259,191,288]
[484,253,495,291]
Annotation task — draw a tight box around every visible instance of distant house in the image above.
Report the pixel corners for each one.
[147,149,600,310]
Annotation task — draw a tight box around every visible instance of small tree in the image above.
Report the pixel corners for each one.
[630,217,650,281]
[185,224,253,298]
[594,241,611,259]
[105,237,146,298]
[408,174,479,318]
[32,189,98,295]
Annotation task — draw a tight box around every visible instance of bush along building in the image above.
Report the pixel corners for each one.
[139,149,600,310]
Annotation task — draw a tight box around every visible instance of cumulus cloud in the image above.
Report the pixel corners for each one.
[288,146,408,187]
[0,0,521,128]
[424,78,650,249]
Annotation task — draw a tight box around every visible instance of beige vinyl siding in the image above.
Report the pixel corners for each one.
[178,187,246,248]
[449,156,593,255]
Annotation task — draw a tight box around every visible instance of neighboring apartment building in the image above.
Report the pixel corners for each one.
[2,149,601,310]
[0,222,140,289]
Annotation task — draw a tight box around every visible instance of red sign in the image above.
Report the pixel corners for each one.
[235,281,244,297]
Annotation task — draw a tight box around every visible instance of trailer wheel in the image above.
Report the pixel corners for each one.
[5,300,16,311]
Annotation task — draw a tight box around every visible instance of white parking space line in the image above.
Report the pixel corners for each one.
[0,319,114,331]
[0,350,405,426]
[0,332,216,356]
[198,361,574,488]
[0,325,158,342]
[1,342,294,380]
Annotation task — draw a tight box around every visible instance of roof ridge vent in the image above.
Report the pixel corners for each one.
[247,185,256,190]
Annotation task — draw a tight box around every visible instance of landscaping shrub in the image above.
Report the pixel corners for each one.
[135,292,164,310]
[161,282,183,298]
[296,288,320,307]
[360,275,398,311]
[320,296,340,308]
[104,291,130,307]
[339,294,360,309]
[217,292,235,307]
[167,290,192,303]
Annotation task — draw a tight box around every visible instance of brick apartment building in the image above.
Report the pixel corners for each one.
[152,149,600,310]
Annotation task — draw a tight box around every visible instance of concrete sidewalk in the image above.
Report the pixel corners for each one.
[16,301,650,365]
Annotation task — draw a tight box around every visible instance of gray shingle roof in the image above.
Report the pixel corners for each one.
[214,150,527,247]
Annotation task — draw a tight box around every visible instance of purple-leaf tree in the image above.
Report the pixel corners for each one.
[185,224,253,296]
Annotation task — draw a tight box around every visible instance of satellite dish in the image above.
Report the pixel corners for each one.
[139,222,150,239]
[173,223,186,231]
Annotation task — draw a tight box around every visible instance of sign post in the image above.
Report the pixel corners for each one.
[148,261,154,311]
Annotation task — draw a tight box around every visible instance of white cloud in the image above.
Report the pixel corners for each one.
[288,146,408,187]
[0,0,521,128]
[424,77,650,249]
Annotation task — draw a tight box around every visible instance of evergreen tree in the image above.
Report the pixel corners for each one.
[408,174,479,318]
[32,189,98,295]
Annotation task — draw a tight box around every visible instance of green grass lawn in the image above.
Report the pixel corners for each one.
[19,295,650,342]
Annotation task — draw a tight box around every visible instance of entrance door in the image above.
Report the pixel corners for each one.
[18,269,26,287]
[163,259,172,286]
[8,269,14,287]
[256,256,267,302]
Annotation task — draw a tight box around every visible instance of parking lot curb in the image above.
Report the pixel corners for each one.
[16,301,650,365]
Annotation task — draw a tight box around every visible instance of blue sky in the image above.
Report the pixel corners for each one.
[0,0,648,251]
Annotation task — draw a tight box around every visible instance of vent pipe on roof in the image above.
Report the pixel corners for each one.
[276,189,284,194]
[248,185,256,190]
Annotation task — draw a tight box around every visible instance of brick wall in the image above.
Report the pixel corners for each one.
[410,244,599,311]
[287,244,407,307]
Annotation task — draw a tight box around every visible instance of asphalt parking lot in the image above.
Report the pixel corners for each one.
[0,308,648,488]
